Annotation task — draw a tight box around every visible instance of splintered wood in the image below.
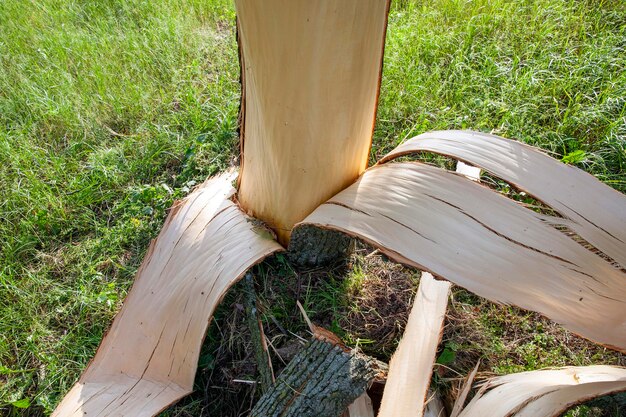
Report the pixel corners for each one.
[235,0,390,245]
[297,161,626,351]
[378,273,451,417]
[380,130,626,268]
[52,172,282,417]
[346,393,375,417]
[458,366,626,417]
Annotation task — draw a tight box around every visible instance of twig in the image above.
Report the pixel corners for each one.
[245,272,275,392]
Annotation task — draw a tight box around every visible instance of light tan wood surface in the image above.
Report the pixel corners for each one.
[380,130,626,268]
[458,366,626,417]
[236,0,390,245]
[297,161,626,351]
[53,172,282,416]
[378,272,451,417]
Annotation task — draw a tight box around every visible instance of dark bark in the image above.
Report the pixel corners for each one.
[288,225,352,266]
[244,272,274,393]
[250,338,376,417]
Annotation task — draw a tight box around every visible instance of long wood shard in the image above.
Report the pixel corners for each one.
[296,162,626,351]
[235,0,390,245]
[53,172,282,416]
[380,130,626,268]
[378,272,451,417]
[457,366,626,417]
[346,393,375,417]
[450,361,480,417]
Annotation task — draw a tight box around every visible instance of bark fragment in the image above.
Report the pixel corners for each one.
[244,272,275,393]
[250,339,377,417]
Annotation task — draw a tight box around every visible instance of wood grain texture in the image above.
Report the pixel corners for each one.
[235,0,390,245]
[458,366,626,417]
[378,272,451,417]
[53,172,282,417]
[380,130,626,268]
[296,162,626,351]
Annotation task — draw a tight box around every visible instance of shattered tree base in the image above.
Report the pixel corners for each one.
[53,130,626,416]
[251,338,377,417]
[52,172,282,417]
[297,159,626,350]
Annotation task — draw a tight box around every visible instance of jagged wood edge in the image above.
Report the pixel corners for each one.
[52,172,283,416]
[294,162,626,351]
[457,366,626,417]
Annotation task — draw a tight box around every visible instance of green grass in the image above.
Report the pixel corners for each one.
[0,0,624,415]
[376,0,626,190]
[0,0,239,413]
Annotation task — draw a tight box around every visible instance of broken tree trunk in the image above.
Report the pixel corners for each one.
[250,338,377,417]
[235,0,390,247]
